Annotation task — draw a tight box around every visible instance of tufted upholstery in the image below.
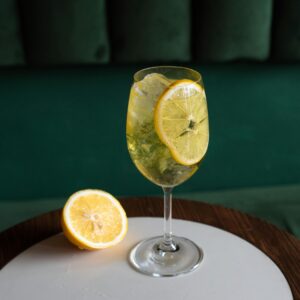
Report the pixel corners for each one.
[1,0,300,65]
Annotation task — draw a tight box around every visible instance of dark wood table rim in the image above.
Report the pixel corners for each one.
[1,197,299,298]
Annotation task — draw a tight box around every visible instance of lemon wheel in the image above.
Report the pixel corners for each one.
[154,79,209,166]
[62,189,128,250]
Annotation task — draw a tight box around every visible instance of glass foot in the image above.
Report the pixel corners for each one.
[129,236,203,277]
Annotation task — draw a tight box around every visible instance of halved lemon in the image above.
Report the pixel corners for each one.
[62,189,128,250]
[154,79,209,166]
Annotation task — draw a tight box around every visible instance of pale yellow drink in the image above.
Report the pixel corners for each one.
[126,73,208,187]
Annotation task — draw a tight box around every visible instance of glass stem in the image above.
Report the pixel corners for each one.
[159,186,177,252]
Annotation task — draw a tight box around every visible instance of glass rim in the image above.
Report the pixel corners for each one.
[133,66,202,83]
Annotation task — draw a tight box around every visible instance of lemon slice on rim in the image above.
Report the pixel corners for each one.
[154,79,209,166]
[62,189,128,250]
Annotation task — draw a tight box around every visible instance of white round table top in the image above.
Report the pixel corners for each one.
[0,217,293,300]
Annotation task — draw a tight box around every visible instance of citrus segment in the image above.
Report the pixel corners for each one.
[62,189,128,250]
[154,79,209,166]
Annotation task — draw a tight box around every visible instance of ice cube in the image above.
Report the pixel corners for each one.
[130,73,172,124]
[137,73,171,102]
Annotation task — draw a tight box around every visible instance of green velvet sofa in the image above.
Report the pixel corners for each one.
[0,64,299,237]
[0,0,300,237]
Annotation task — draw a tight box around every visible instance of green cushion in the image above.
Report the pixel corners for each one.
[0,198,65,233]
[19,0,109,64]
[0,64,299,201]
[194,0,272,61]
[108,0,190,62]
[272,0,300,60]
[179,184,300,238]
[0,0,24,65]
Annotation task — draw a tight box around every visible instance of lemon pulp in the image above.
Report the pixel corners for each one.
[62,189,128,250]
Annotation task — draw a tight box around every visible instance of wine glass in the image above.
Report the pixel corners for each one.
[126,66,209,277]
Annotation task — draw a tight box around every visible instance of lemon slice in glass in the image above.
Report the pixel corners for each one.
[154,79,209,166]
[62,189,128,250]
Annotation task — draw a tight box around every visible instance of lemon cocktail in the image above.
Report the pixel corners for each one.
[127,73,209,187]
[126,66,209,277]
